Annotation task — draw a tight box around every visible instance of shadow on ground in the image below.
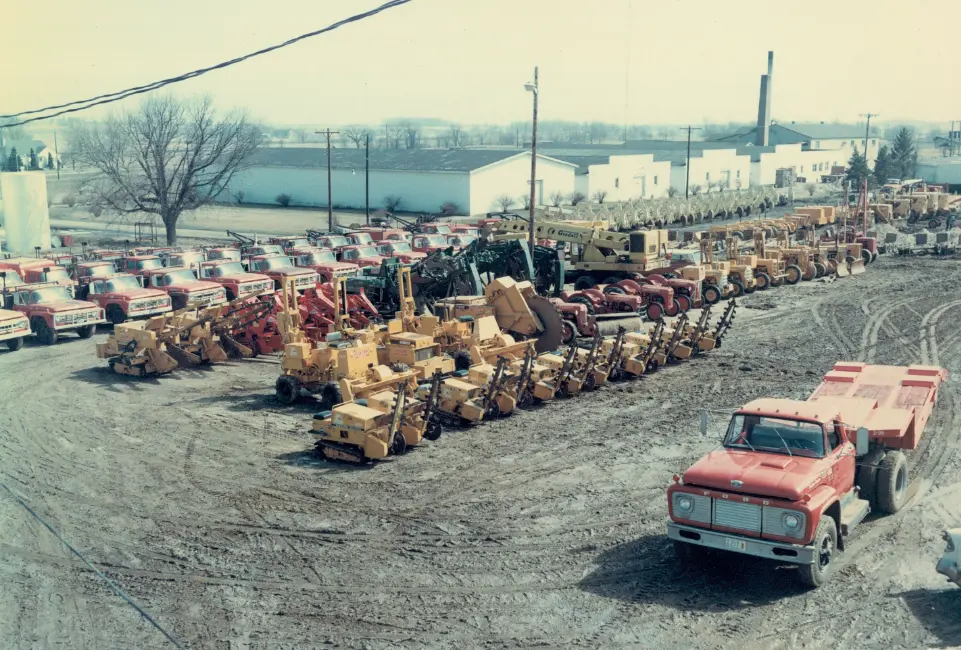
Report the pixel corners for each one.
[276,449,379,473]
[579,534,807,612]
[190,391,321,414]
[898,588,961,648]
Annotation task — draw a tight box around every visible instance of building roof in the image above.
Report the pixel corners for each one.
[713,123,869,146]
[0,139,50,155]
[548,154,618,175]
[537,140,758,166]
[246,147,573,173]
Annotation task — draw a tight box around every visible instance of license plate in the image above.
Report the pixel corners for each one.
[725,538,747,552]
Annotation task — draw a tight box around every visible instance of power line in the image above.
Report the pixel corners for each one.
[1,0,413,128]
[0,479,186,649]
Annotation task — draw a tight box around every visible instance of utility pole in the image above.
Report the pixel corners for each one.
[525,67,539,253]
[53,131,60,181]
[365,133,370,225]
[315,128,340,231]
[859,113,878,166]
[680,125,701,199]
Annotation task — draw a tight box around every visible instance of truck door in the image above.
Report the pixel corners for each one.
[826,423,856,496]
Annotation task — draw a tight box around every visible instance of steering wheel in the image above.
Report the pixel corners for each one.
[787,438,819,452]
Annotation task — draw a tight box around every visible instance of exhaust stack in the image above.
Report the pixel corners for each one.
[755,51,774,147]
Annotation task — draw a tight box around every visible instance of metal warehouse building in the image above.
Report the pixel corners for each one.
[227,148,577,215]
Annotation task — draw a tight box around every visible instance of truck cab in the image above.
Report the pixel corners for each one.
[73,261,120,288]
[141,267,228,309]
[196,260,274,300]
[365,228,409,243]
[247,254,319,291]
[345,232,375,247]
[288,247,359,283]
[668,362,947,587]
[5,282,106,345]
[338,245,387,268]
[86,273,172,324]
[411,234,452,255]
[206,247,242,262]
[121,255,165,276]
[419,223,452,236]
[0,307,30,351]
[163,250,206,270]
[0,258,74,288]
[375,240,426,264]
[268,236,312,252]
[310,234,351,252]
[246,244,285,258]
[445,234,476,251]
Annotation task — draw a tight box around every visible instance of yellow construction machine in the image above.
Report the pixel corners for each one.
[422,356,515,425]
[723,238,758,296]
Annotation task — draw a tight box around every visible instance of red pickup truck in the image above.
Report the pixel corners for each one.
[269,235,313,252]
[310,234,351,251]
[120,255,165,276]
[141,267,228,309]
[668,361,947,587]
[0,258,74,288]
[196,260,274,300]
[4,282,106,345]
[206,247,241,262]
[375,240,426,264]
[288,247,359,283]
[85,274,172,324]
[411,234,453,255]
[247,254,318,291]
[0,308,30,351]
[337,245,387,268]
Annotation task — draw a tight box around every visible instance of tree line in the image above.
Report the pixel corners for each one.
[845,127,918,187]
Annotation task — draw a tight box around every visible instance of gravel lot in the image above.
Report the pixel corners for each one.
[1,254,960,649]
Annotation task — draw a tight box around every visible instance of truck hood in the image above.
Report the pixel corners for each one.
[395,251,427,261]
[0,309,28,323]
[219,272,270,283]
[270,268,314,277]
[169,281,222,292]
[682,448,821,501]
[110,288,167,300]
[359,256,387,266]
[36,300,101,313]
[313,261,356,272]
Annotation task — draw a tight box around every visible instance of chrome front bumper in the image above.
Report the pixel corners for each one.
[667,522,817,565]
[936,556,961,586]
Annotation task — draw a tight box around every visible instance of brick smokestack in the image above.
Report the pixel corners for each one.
[755,51,774,146]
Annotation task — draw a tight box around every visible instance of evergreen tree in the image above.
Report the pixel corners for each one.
[28,148,39,170]
[7,147,19,171]
[873,145,893,186]
[46,152,54,169]
[846,147,870,186]
[891,127,917,179]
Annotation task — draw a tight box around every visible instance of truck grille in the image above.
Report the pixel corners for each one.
[191,290,223,305]
[54,310,100,327]
[713,500,762,533]
[131,298,168,311]
[334,268,357,278]
[0,318,29,336]
[295,274,317,287]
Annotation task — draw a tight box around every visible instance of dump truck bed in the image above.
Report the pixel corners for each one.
[808,362,947,449]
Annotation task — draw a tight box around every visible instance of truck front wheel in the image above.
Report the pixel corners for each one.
[798,516,837,588]
[33,318,57,346]
[106,305,126,325]
[76,325,96,339]
[876,451,909,514]
[6,337,24,351]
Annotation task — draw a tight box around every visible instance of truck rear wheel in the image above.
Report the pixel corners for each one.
[798,516,837,588]
[876,451,909,514]
[106,305,126,325]
[6,337,24,351]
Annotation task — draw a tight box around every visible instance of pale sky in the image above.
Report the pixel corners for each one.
[4,0,960,130]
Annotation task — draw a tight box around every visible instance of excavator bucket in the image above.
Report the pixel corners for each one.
[200,337,229,363]
[144,347,179,375]
[166,343,202,366]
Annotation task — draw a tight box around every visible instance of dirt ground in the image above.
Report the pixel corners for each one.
[2,255,961,649]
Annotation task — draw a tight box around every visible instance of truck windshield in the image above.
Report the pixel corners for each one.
[262,257,294,270]
[324,236,349,248]
[85,264,114,277]
[424,235,447,247]
[28,287,73,303]
[724,415,826,458]
[449,236,475,247]
[350,233,373,245]
[354,246,379,258]
[388,242,412,253]
[40,268,70,281]
[104,276,141,291]
[429,225,451,235]
[306,251,336,264]
[212,262,246,277]
[281,238,310,249]
[164,270,198,285]
[135,258,163,270]
[252,245,284,256]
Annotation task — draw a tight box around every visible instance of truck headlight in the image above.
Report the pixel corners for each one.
[676,495,694,513]
[782,513,801,530]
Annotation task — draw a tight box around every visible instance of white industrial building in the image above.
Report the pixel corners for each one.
[917,158,961,186]
[227,148,577,215]
[715,123,880,169]
[550,153,673,201]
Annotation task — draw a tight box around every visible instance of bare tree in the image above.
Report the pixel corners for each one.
[496,195,514,211]
[690,184,703,196]
[293,128,309,143]
[806,183,816,197]
[549,190,565,207]
[521,194,531,210]
[447,125,462,148]
[71,96,262,244]
[593,190,608,204]
[343,126,370,148]
[384,126,404,149]
[569,191,586,205]
[402,123,420,149]
[384,194,403,212]
[667,186,679,197]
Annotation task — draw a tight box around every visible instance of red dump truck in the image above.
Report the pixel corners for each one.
[668,361,947,587]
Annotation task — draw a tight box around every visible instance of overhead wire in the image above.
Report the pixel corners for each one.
[0,479,186,649]
[1,0,413,128]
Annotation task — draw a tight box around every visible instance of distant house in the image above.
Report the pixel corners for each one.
[227,147,577,215]
[714,122,880,166]
[0,138,60,170]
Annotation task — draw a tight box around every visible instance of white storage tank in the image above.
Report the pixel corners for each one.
[0,172,51,253]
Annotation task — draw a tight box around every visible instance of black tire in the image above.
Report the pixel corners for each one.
[172,295,187,310]
[390,431,407,455]
[390,363,410,374]
[574,275,596,290]
[797,516,838,588]
[6,337,24,351]
[785,265,802,285]
[76,325,96,339]
[645,359,659,374]
[929,219,940,230]
[755,272,771,291]
[603,285,626,295]
[876,451,909,514]
[703,285,721,305]
[861,249,871,265]
[225,288,237,301]
[855,447,884,507]
[453,350,472,371]
[34,319,57,346]
[560,321,577,345]
[813,262,827,278]
[802,263,816,281]
[275,375,300,404]
[319,382,344,411]
[602,276,621,285]
[423,421,442,442]
[730,278,745,297]
[568,295,595,315]
[106,305,126,325]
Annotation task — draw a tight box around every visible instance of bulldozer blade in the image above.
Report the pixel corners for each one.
[596,315,643,337]
[848,259,866,275]
[221,334,254,358]
[166,343,203,366]
[202,339,229,363]
[835,262,850,278]
[525,294,565,354]
[145,348,179,375]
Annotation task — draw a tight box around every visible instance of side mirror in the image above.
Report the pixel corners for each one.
[855,427,869,456]
[699,410,709,437]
